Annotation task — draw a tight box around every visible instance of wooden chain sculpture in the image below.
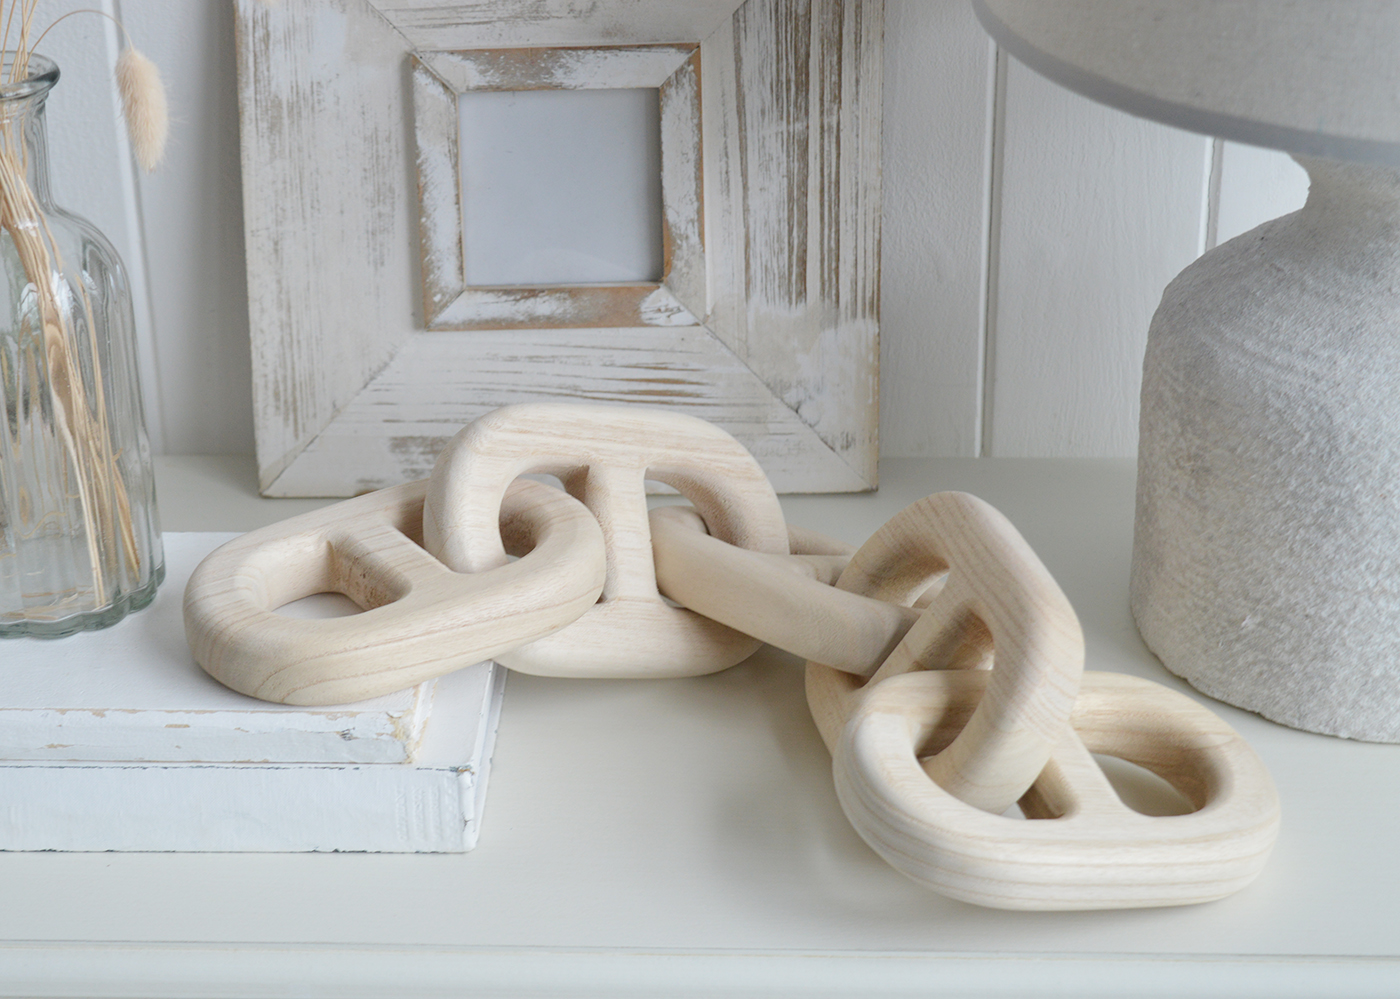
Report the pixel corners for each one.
[184,403,1280,911]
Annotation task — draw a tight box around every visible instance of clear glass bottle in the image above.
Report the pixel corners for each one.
[0,54,163,637]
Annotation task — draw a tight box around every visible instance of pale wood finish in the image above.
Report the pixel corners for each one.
[835,669,1280,910]
[806,491,1084,814]
[424,404,790,678]
[180,425,1277,910]
[184,478,606,705]
[413,44,704,330]
[651,504,919,675]
[653,482,1276,909]
[235,0,881,497]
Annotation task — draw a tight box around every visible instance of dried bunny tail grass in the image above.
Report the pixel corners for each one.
[115,46,166,171]
[22,8,170,170]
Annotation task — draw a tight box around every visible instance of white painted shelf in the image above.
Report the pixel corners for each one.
[3,455,1397,998]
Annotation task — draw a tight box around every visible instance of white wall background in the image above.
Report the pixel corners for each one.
[36,0,1308,461]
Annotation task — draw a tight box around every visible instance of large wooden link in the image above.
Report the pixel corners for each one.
[423,403,789,678]
[835,670,1280,909]
[184,478,605,705]
[806,492,1085,814]
[183,404,1280,910]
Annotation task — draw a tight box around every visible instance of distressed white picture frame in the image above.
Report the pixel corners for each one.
[414,44,703,329]
[235,0,882,496]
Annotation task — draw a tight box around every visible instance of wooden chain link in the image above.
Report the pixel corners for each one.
[184,404,1279,910]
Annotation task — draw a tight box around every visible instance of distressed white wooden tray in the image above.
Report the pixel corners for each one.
[0,532,506,853]
[2,534,432,765]
[0,663,504,853]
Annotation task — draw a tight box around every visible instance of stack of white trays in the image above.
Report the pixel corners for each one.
[0,533,505,853]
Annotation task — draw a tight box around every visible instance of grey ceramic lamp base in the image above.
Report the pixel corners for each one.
[1132,157,1400,743]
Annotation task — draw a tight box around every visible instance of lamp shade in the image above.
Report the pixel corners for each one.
[972,0,1400,165]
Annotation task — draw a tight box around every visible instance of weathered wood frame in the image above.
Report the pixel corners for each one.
[414,45,704,330]
[235,0,882,497]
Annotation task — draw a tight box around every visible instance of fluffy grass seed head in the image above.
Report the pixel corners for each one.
[115,45,167,172]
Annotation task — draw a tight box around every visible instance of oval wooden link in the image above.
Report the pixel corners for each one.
[806,491,1085,814]
[835,669,1281,910]
[650,505,921,677]
[424,403,790,678]
[184,478,606,705]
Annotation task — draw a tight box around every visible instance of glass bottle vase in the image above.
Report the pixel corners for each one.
[0,54,163,637]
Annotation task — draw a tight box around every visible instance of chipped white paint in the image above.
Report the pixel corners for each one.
[237,0,881,496]
[2,534,433,764]
[368,0,747,49]
[36,2,1323,466]
[0,656,506,852]
[418,45,691,92]
[702,0,883,484]
[260,327,873,496]
[639,286,698,326]
[659,50,706,315]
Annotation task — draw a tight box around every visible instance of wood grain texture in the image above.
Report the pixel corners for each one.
[6,533,433,765]
[703,0,882,484]
[184,477,606,705]
[651,504,920,675]
[423,403,790,678]
[235,0,419,491]
[255,326,874,496]
[417,45,694,91]
[55,3,1329,463]
[835,669,1280,910]
[367,1,746,48]
[237,0,882,496]
[806,491,1084,814]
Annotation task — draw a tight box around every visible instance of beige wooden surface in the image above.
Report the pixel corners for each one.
[837,669,1278,909]
[658,475,1276,910]
[184,478,605,704]
[424,404,789,678]
[804,491,1084,815]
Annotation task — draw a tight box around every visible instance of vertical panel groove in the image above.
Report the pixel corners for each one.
[979,45,1007,458]
[989,58,1210,457]
[106,0,165,454]
[1204,137,1224,252]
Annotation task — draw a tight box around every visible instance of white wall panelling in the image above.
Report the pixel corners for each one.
[987,56,1212,457]
[33,0,1313,463]
[1214,141,1310,248]
[878,1,1311,458]
[29,0,161,451]
[876,0,993,457]
[119,0,254,455]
